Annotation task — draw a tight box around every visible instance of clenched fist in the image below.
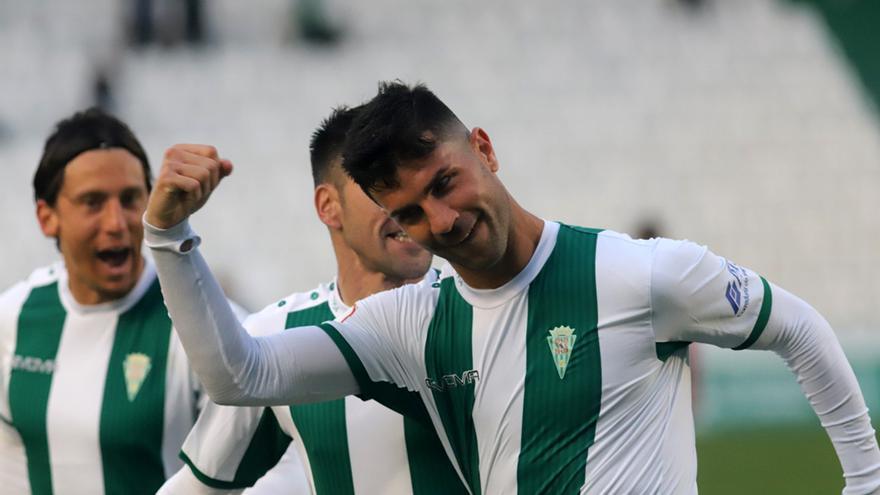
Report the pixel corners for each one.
[145,144,233,229]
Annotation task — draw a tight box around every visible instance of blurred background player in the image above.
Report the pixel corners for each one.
[0,108,231,495]
[158,106,466,494]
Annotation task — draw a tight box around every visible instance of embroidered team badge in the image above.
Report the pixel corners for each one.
[123,353,152,402]
[547,326,577,379]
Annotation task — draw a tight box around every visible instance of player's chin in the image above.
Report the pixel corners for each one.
[95,278,138,300]
[93,263,140,295]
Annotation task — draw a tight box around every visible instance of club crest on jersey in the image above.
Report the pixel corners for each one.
[123,353,152,402]
[547,326,577,379]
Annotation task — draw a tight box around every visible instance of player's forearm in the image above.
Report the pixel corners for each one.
[144,219,359,406]
[752,285,880,495]
[143,218,261,404]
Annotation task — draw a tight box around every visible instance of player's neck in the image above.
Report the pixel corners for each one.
[454,204,544,290]
[334,263,420,308]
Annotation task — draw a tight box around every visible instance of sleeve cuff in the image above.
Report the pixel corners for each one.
[143,216,201,254]
[732,276,773,351]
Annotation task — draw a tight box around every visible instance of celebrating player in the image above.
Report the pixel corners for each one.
[158,107,466,494]
[0,109,246,495]
[143,83,880,494]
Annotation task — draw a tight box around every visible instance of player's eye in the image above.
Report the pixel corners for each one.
[394,207,424,226]
[81,194,104,211]
[119,189,144,209]
[431,175,452,197]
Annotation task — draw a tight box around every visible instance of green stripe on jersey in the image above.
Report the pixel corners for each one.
[287,304,357,495]
[733,276,773,351]
[100,279,173,494]
[8,282,66,495]
[517,224,602,493]
[424,278,480,495]
[319,322,467,495]
[403,416,468,495]
[233,412,291,486]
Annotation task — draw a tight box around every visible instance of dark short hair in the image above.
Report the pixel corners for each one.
[33,108,151,205]
[309,105,360,187]
[342,81,467,194]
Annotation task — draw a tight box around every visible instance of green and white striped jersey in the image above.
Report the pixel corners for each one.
[179,272,467,495]
[0,260,204,495]
[320,221,774,494]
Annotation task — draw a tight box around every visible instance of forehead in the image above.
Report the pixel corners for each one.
[60,148,147,195]
[372,140,469,207]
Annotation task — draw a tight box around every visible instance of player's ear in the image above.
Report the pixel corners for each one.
[314,183,342,230]
[36,199,60,238]
[469,127,499,173]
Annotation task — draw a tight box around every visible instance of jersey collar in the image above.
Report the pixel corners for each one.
[453,220,559,309]
[327,277,350,320]
[329,267,443,319]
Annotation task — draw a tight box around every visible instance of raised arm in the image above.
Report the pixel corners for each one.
[144,144,358,406]
[652,239,880,495]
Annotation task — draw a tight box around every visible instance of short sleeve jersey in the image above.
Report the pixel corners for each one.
[0,260,204,495]
[320,221,772,495]
[180,273,468,495]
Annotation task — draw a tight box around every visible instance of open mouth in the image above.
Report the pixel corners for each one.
[96,247,132,267]
[386,231,414,243]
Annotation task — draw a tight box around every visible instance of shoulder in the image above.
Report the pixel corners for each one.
[557,225,659,276]
[0,264,61,311]
[244,281,335,337]
[0,264,62,343]
[649,238,726,317]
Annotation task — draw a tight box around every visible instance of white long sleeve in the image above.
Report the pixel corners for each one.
[752,285,880,495]
[144,219,359,406]
[652,239,880,494]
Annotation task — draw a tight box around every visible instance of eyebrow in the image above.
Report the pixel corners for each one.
[71,186,145,201]
[389,166,449,219]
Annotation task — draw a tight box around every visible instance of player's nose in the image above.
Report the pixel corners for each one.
[424,199,459,238]
[100,200,126,235]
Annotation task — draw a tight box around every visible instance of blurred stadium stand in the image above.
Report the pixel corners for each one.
[1,0,879,448]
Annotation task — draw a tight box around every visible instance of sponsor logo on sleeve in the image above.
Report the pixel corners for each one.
[724,260,751,317]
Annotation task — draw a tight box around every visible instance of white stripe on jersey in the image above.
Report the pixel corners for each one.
[344,395,411,493]
[47,306,117,494]
[471,300,526,494]
[163,331,200,478]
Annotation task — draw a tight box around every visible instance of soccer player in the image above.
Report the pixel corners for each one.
[0,108,245,495]
[158,107,466,494]
[143,83,880,494]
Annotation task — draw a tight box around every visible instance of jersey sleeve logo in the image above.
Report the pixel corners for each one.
[724,260,751,317]
[123,353,152,402]
[547,325,577,379]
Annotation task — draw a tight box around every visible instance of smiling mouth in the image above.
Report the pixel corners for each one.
[452,217,478,247]
[96,247,132,267]
[386,231,414,243]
